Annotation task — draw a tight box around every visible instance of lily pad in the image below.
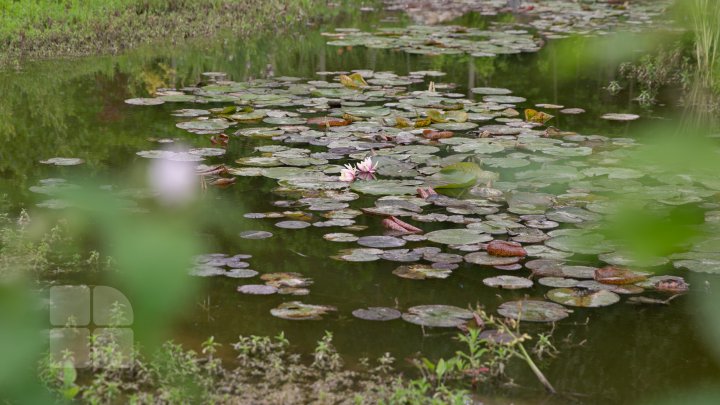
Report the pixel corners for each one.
[270,301,336,320]
[40,157,84,166]
[402,305,473,328]
[225,269,259,278]
[538,277,580,288]
[357,236,406,248]
[547,288,620,308]
[393,264,452,280]
[237,285,278,295]
[497,300,570,323]
[483,276,533,289]
[465,252,520,266]
[323,232,359,242]
[125,97,164,106]
[352,307,402,321]
[275,220,312,229]
[601,113,640,121]
[471,87,512,95]
[426,229,489,245]
[239,231,273,239]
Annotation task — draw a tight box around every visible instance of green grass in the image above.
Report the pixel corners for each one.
[0,0,327,63]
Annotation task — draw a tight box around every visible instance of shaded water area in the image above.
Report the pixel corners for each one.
[2,5,720,405]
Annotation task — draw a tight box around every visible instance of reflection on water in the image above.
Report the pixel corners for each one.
[0,6,717,405]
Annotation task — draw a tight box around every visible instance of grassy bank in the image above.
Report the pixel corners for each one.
[0,0,326,65]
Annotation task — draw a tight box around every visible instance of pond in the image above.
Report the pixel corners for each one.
[2,3,720,404]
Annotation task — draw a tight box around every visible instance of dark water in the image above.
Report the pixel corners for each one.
[1,6,719,405]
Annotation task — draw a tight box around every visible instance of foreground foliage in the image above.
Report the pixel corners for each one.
[39,320,558,404]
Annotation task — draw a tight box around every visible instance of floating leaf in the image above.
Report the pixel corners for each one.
[307,116,350,127]
[426,229,489,245]
[483,276,533,289]
[40,158,84,166]
[524,109,554,124]
[357,236,406,248]
[261,272,313,288]
[487,240,527,257]
[275,221,312,229]
[427,109,468,123]
[547,288,620,308]
[601,113,639,121]
[323,233,359,242]
[339,72,369,88]
[538,277,580,288]
[125,97,164,106]
[352,307,402,321]
[402,305,473,328]
[594,266,648,285]
[434,162,489,189]
[270,302,336,320]
[237,285,278,295]
[465,252,520,266]
[497,300,570,323]
[393,264,452,280]
[239,231,273,239]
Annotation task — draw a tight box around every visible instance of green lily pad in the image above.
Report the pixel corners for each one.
[125,97,164,106]
[358,236,406,248]
[426,229,488,245]
[176,118,230,133]
[601,113,639,121]
[323,233,358,242]
[483,95,526,103]
[352,307,402,321]
[465,252,520,266]
[497,300,570,323]
[471,87,512,95]
[393,264,452,280]
[538,277,580,288]
[351,180,423,196]
[547,288,620,308]
[483,276,533,289]
[40,157,84,166]
[545,233,615,255]
[238,285,278,295]
[402,305,474,328]
[270,301,336,320]
[275,221,312,229]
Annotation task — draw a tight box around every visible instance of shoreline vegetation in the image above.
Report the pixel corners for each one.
[0,0,328,66]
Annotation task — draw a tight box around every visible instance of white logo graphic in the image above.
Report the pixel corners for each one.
[48,285,134,368]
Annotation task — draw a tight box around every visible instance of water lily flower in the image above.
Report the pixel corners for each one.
[356,157,378,174]
[356,172,377,181]
[339,164,357,182]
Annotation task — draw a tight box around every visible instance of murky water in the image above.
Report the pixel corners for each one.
[2,6,719,405]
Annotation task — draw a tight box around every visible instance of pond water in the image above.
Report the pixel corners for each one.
[2,4,720,404]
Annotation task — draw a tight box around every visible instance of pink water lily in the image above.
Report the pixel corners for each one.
[339,164,358,182]
[356,157,378,174]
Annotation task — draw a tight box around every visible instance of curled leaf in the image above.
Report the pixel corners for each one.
[339,72,368,88]
[525,109,554,124]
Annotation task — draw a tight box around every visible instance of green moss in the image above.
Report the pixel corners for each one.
[0,0,330,64]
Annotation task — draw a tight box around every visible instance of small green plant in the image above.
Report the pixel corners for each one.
[412,309,557,394]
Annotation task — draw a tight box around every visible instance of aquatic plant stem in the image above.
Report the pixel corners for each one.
[516,343,556,394]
